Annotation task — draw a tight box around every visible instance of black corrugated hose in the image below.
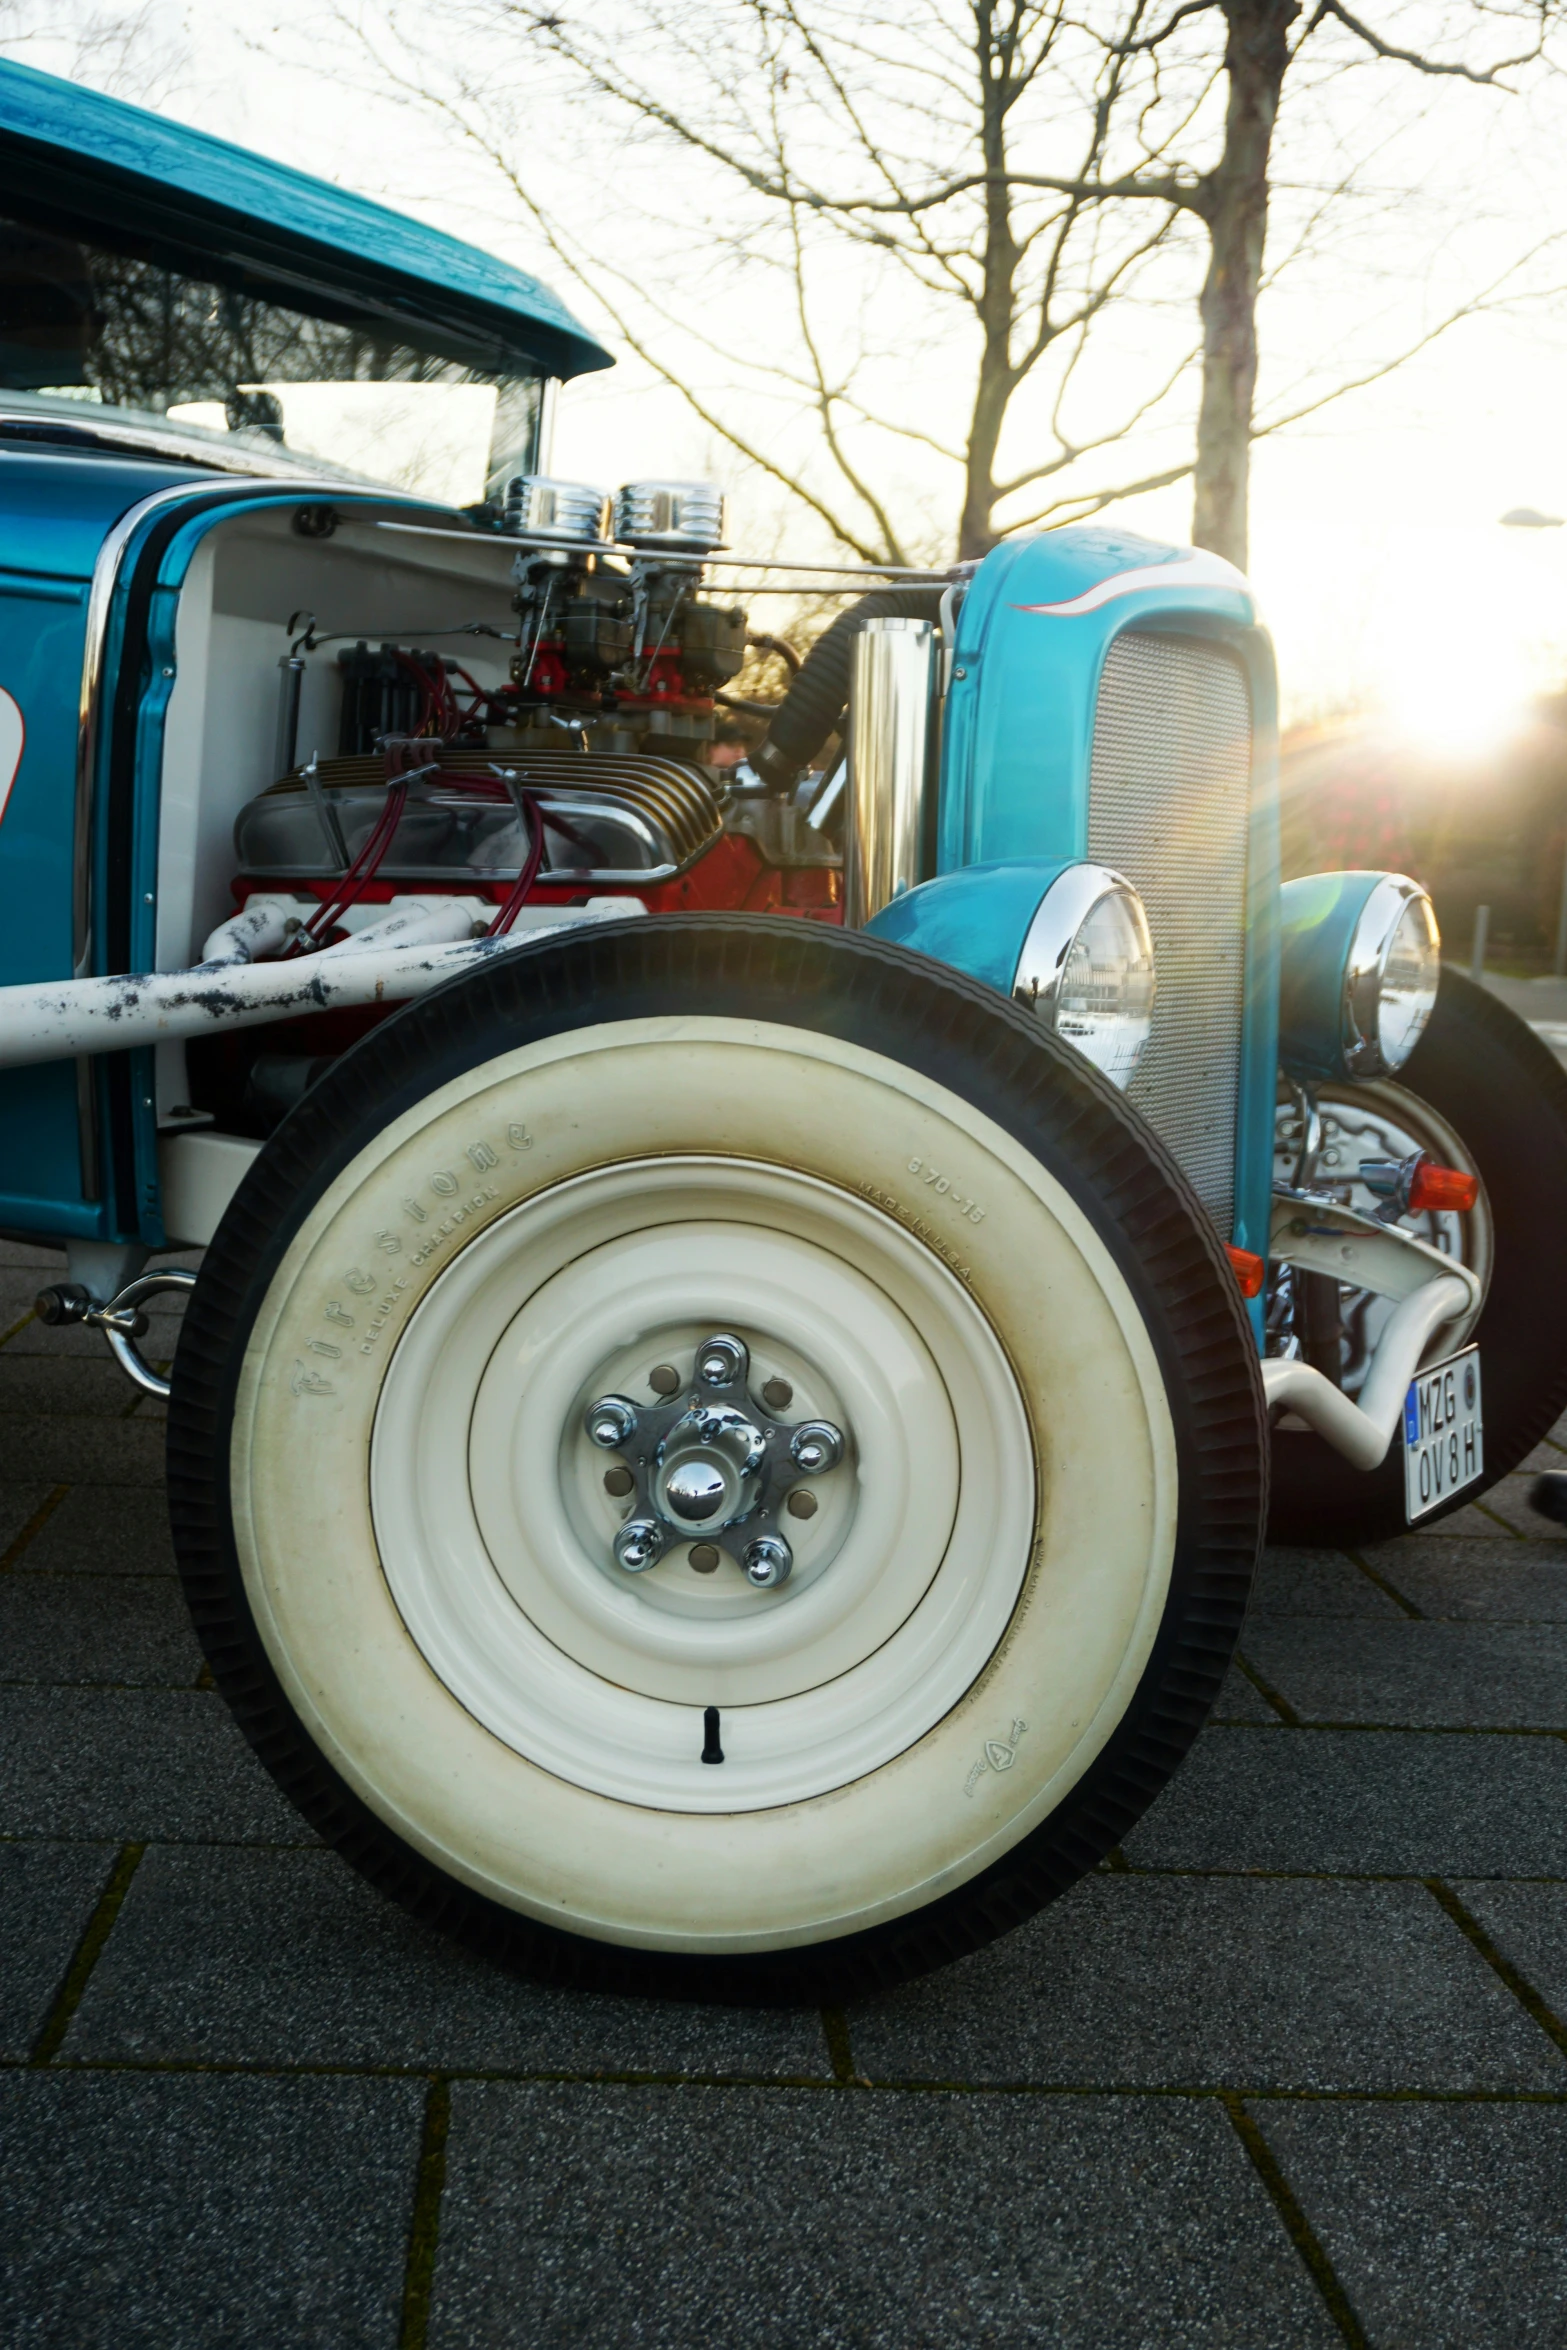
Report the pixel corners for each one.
[750,587,947,793]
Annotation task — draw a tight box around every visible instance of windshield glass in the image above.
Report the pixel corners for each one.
[0,212,541,506]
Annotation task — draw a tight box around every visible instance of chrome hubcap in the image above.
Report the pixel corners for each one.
[585,1331,846,1589]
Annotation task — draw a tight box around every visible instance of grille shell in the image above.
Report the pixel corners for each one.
[1087,632,1252,1233]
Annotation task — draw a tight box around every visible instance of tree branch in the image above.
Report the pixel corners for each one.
[1303,0,1548,85]
[1253,233,1567,438]
[1002,457,1196,531]
[783,197,913,562]
[996,336,1200,497]
[1101,0,1224,57]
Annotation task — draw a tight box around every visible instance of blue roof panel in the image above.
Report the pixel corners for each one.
[0,59,611,381]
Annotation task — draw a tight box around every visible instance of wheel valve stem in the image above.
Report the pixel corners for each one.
[701,1706,724,1764]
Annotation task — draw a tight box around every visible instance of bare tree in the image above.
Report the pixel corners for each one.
[1059,0,1567,564]
[329,0,1564,568]
[0,0,185,99]
[340,1,1218,561]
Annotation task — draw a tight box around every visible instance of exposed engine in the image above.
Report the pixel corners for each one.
[234,478,845,939]
[196,475,952,1137]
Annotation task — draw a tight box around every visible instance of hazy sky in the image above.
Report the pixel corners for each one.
[11,0,1567,740]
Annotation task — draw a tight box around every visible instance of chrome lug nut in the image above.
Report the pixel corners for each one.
[697,1333,748,1387]
[614,1518,666,1573]
[789,1420,843,1476]
[585,1396,638,1450]
[744,1534,792,1589]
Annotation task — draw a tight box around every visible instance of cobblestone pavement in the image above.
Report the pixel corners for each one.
[3,1235,1566,2348]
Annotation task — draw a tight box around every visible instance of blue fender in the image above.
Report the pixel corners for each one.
[864,859,1073,994]
[1276,869,1392,1080]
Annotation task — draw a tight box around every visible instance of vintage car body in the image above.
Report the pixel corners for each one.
[877,536,1281,1283]
[0,459,1281,1278]
[5,58,1564,2000]
[0,54,602,1254]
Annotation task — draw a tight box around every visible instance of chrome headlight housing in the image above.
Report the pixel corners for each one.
[1343,876,1441,1075]
[1279,870,1442,1082]
[1012,864,1156,1090]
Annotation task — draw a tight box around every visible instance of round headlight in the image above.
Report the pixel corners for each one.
[1343,877,1440,1075]
[1012,865,1156,1089]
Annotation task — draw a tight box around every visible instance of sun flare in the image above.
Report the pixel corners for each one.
[1378,635,1533,758]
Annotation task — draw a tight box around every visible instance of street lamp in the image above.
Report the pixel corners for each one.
[1501,507,1567,971]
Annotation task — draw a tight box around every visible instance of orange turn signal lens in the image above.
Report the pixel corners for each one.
[1407,1161,1479,1214]
[1226,1244,1267,1298]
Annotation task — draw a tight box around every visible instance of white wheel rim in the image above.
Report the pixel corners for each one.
[371,1158,1034,1810]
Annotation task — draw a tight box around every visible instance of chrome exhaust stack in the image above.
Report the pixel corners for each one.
[846,615,936,927]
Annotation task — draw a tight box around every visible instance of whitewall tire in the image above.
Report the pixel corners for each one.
[169,918,1266,2001]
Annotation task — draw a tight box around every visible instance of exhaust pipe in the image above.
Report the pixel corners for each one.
[0,903,639,1073]
[846,615,936,927]
[1261,1272,1472,1469]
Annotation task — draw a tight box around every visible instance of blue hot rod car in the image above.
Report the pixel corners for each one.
[3,59,1565,2000]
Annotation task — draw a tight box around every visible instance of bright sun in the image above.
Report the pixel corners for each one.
[1254,515,1567,747]
[1378,629,1534,757]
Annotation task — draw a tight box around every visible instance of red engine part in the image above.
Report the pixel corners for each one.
[211,834,840,1111]
[637,652,687,702]
[517,649,571,700]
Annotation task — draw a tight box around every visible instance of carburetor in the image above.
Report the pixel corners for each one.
[504,475,746,763]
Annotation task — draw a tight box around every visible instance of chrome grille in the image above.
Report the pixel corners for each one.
[1087,632,1251,1233]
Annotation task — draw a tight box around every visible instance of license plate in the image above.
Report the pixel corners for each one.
[1404,1346,1483,1521]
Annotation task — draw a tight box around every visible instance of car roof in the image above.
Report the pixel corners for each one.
[0,59,612,383]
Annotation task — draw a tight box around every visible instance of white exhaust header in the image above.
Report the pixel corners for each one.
[0,901,642,1073]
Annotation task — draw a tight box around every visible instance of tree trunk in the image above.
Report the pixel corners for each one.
[958,6,1020,562]
[1191,0,1297,571]
[959,361,1013,560]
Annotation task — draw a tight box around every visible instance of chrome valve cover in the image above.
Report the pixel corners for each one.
[238,747,723,885]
